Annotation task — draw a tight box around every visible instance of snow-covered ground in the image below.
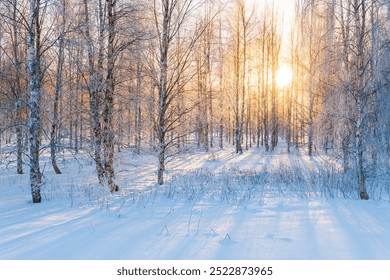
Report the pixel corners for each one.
[1,146,390,260]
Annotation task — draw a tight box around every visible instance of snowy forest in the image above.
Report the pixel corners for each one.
[1,0,390,260]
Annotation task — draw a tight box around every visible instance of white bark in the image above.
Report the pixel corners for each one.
[28,0,42,203]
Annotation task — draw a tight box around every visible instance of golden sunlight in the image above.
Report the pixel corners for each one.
[276,64,293,88]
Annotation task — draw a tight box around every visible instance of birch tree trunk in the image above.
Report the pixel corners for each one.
[50,0,66,175]
[353,0,369,200]
[156,0,170,185]
[103,0,118,192]
[307,1,315,157]
[218,16,224,149]
[270,8,280,150]
[262,17,269,152]
[83,0,105,185]
[233,0,251,154]
[153,0,205,184]
[11,0,24,174]
[28,0,42,203]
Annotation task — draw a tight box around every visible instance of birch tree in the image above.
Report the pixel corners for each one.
[102,0,118,192]
[230,0,254,154]
[350,0,370,199]
[0,0,28,174]
[151,0,207,184]
[81,0,105,186]
[269,6,281,150]
[28,0,43,203]
[49,0,67,175]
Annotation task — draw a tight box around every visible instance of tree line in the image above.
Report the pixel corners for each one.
[0,0,389,202]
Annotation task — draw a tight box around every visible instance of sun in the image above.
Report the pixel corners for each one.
[276,64,293,88]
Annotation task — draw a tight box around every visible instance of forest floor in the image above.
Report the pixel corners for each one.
[1,145,390,259]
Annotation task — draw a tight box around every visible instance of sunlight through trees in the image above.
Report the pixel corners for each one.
[0,0,389,201]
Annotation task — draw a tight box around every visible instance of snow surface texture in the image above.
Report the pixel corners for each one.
[1,147,390,260]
